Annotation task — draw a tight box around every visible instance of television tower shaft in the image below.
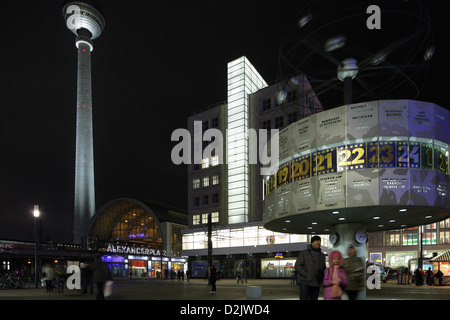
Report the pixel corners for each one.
[73,36,95,244]
[63,1,105,243]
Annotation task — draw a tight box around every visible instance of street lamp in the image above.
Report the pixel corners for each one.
[33,205,40,288]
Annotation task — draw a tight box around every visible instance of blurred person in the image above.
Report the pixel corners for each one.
[323,250,347,300]
[343,246,365,300]
[42,263,55,292]
[90,255,111,300]
[209,265,217,294]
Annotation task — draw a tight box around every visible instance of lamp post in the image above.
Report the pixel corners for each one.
[33,205,40,288]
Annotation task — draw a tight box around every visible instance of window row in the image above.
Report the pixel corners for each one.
[261,112,298,131]
[200,118,219,132]
[193,175,220,189]
[182,227,329,250]
[386,231,450,246]
[261,89,298,113]
[192,212,219,226]
[193,155,220,170]
[193,193,219,207]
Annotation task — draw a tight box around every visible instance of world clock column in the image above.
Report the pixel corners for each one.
[330,223,367,300]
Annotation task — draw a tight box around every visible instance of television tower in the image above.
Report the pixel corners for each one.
[63,1,105,243]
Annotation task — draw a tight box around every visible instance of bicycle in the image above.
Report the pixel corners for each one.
[3,275,26,289]
[0,274,8,290]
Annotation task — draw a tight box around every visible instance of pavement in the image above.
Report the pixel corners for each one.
[0,278,448,301]
[2,278,448,319]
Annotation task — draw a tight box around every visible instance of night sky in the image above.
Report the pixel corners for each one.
[0,1,446,243]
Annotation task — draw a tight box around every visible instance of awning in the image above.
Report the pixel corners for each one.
[430,250,450,262]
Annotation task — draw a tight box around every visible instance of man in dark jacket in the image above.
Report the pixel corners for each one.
[295,235,326,300]
[209,265,217,293]
[90,255,111,300]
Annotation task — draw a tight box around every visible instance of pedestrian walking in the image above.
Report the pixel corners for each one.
[42,263,55,292]
[414,267,424,286]
[209,265,217,294]
[343,245,365,300]
[435,269,444,286]
[323,250,347,300]
[426,267,433,286]
[186,269,191,282]
[291,270,298,285]
[90,255,112,300]
[294,235,326,300]
[81,261,94,294]
[239,268,247,283]
[54,264,67,294]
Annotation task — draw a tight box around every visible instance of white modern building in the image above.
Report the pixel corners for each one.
[182,57,326,278]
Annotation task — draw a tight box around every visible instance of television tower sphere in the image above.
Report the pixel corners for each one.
[63,1,106,40]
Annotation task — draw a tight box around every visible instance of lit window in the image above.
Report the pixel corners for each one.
[193,215,201,225]
[202,158,210,169]
[211,155,219,166]
[212,175,219,185]
[193,179,200,189]
[211,212,219,223]
[203,177,209,187]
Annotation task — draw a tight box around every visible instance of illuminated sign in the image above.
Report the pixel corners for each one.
[106,244,166,256]
[275,252,283,259]
[268,139,449,191]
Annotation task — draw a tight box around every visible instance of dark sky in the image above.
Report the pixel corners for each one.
[0,1,446,243]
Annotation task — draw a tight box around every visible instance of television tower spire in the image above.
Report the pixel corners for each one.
[63,1,105,243]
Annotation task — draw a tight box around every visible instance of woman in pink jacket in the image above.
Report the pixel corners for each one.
[323,250,347,300]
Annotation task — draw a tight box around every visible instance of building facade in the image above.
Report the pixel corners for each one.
[1,199,188,281]
[182,57,326,278]
[87,198,188,278]
[368,218,450,275]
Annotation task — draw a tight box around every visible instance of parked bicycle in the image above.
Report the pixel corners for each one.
[0,274,31,289]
